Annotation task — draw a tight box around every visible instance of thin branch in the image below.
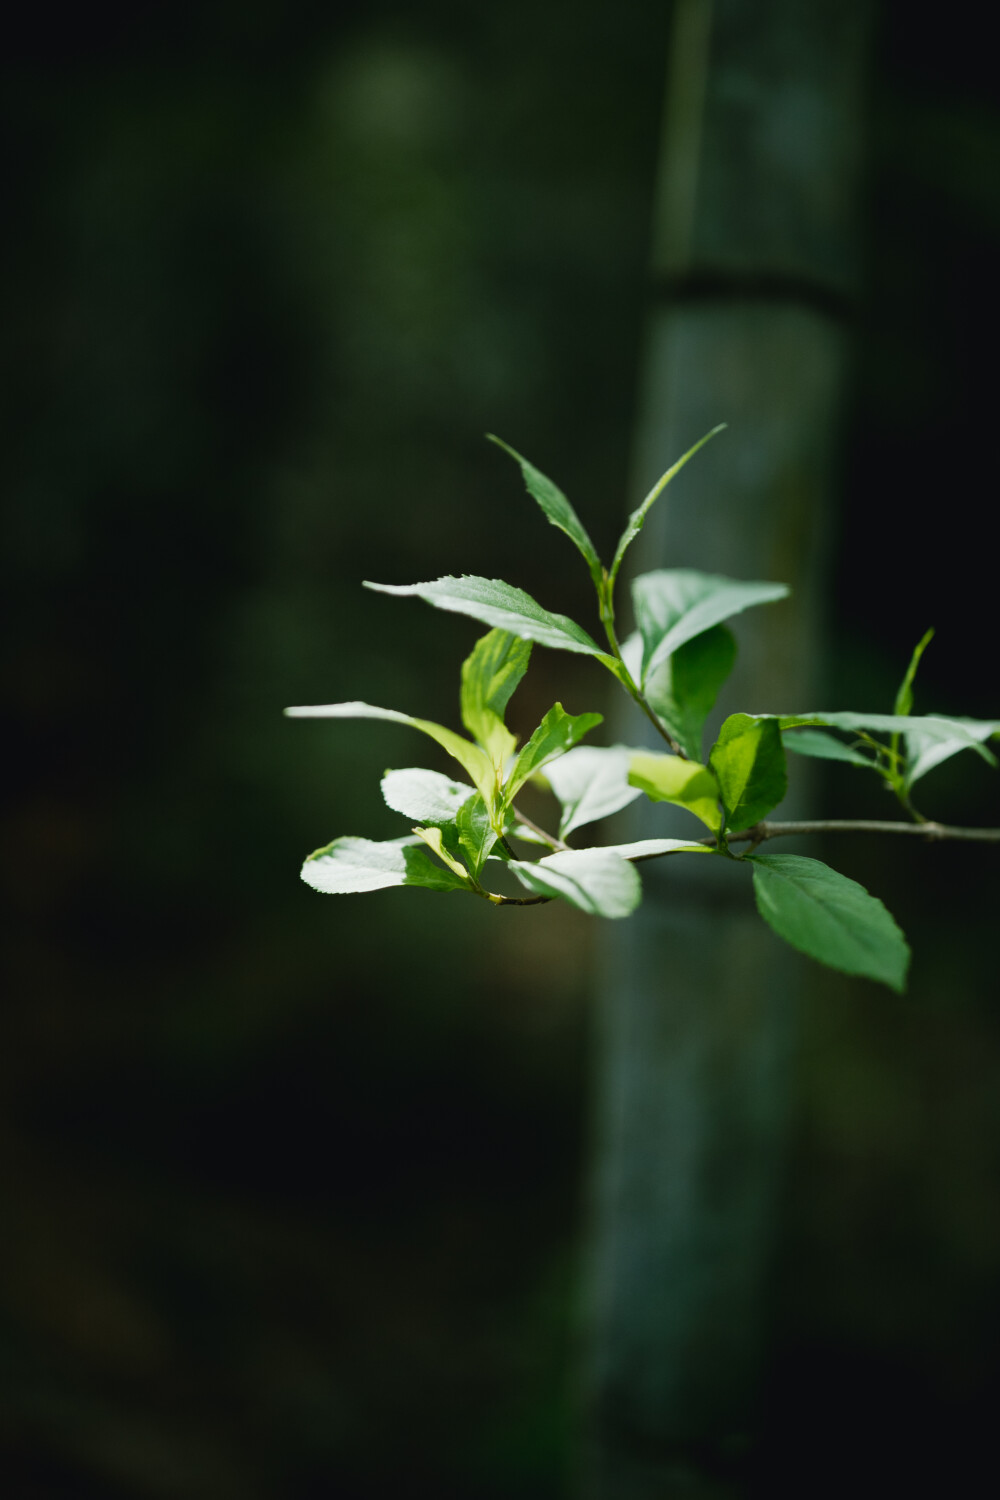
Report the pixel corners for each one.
[511,808,571,852]
[490,893,553,907]
[486,815,1000,902]
[602,617,688,758]
[634,686,688,758]
[724,818,1000,846]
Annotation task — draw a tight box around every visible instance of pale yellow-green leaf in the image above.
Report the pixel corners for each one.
[628,752,722,832]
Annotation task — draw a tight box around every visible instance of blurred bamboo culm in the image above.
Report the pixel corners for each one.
[584,2,873,1496]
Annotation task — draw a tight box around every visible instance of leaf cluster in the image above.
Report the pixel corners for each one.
[287,432,998,992]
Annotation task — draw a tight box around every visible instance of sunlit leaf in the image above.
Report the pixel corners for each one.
[506,704,603,799]
[593,837,710,859]
[709,713,787,831]
[632,569,789,683]
[381,767,476,823]
[543,745,644,838]
[456,793,498,876]
[508,849,641,918]
[487,435,602,587]
[285,700,495,805]
[412,825,470,881]
[749,853,910,992]
[460,628,532,766]
[903,716,1000,786]
[776,711,998,786]
[628,752,722,832]
[302,836,469,895]
[364,575,609,658]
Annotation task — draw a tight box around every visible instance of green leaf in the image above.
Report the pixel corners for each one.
[543,745,644,838]
[593,837,711,859]
[284,700,496,806]
[487,435,603,587]
[643,624,737,760]
[749,853,910,992]
[506,704,603,799]
[382,767,476,823]
[903,715,1000,786]
[302,836,469,895]
[460,628,532,766]
[456,793,498,877]
[708,714,787,832]
[509,849,642,918]
[775,712,999,785]
[632,569,790,683]
[364,575,608,658]
[781,729,874,767]
[628,752,722,832]
[412,825,471,881]
[608,425,726,589]
[894,628,934,718]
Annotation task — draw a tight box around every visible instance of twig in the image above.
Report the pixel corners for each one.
[602,617,688,758]
[486,815,1000,901]
[721,818,1000,847]
[491,893,553,907]
[512,809,571,852]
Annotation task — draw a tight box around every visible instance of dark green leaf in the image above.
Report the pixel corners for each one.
[509,849,642,918]
[487,435,602,586]
[302,836,469,895]
[709,714,787,831]
[750,853,910,992]
[781,729,874,767]
[643,625,737,760]
[364,575,608,658]
[632,569,789,683]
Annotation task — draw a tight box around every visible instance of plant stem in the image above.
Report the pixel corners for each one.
[492,893,553,907]
[486,815,1000,901]
[602,615,688,758]
[511,809,571,852]
[892,784,927,823]
[718,818,1000,847]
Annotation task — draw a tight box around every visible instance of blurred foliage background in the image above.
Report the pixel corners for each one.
[2,2,998,1496]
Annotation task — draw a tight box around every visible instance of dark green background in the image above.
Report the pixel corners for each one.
[3,3,998,1495]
